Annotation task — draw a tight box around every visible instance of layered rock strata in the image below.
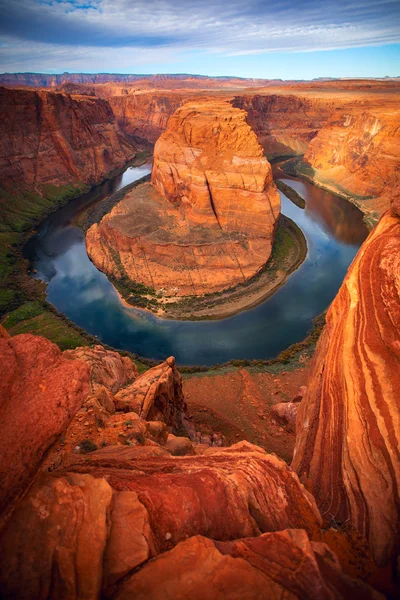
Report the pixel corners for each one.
[0,87,134,191]
[86,100,280,297]
[298,108,400,222]
[292,204,400,566]
[0,331,385,598]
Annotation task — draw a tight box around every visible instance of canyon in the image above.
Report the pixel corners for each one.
[0,186,399,595]
[86,100,281,299]
[0,73,400,598]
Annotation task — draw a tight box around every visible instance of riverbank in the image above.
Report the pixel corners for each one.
[0,152,151,350]
[107,214,307,320]
[293,160,379,229]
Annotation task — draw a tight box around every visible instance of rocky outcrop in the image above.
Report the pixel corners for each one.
[0,333,89,522]
[113,356,190,435]
[115,531,381,600]
[0,330,387,598]
[86,100,280,297]
[292,205,400,566]
[298,108,400,222]
[0,87,134,192]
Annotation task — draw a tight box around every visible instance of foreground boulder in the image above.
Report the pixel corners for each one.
[292,205,400,566]
[86,99,280,297]
[116,531,381,600]
[0,333,89,523]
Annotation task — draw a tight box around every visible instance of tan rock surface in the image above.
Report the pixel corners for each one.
[292,210,400,565]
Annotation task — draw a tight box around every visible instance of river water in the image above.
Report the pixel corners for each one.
[25,162,368,365]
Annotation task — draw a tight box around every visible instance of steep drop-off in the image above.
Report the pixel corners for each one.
[292,198,400,566]
[298,107,400,223]
[0,86,134,192]
[86,100,280,298]
[232,93,335,157]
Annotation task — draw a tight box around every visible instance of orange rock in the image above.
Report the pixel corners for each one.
[0,473,113,600]
[299,108,400,221]
[116,531,382,600]
[86,100,280,297]
[152,100,280,237]
[65,345,137,411]
[113,356,191,435]
[270,401,299,432]
[0,86,134,191]
[62,448,323,551]
[0,334,89,522]
[292,211,400,566]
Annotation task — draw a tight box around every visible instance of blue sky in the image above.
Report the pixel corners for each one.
[0,0,399,78]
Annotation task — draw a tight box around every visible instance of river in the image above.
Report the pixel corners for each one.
[24,162,368,365]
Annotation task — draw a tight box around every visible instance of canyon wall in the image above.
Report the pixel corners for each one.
[86,100,280,297]
[298,107,400,221]
[102,91,186,144]
[292,199,400,566]
[232,94,335,156]
[0,87,135,192]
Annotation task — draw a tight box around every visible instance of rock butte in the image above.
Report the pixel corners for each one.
[86,100,281,297]
[292,198,400,567]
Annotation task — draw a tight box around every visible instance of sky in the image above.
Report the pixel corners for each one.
[0,0,399,78]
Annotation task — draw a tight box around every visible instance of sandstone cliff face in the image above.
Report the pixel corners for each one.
[103,91,186,144]
[232,94,335,156]
[87,100,280,297]
[299,108,400,221]
[0,87,134,191]
[292,206,400,566]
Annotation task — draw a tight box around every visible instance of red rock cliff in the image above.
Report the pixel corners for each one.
[0,87,134,192]
[292,201,400,566]
[298,107,400,222]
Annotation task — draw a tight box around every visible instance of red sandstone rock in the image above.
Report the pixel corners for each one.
[113,356,190,435]
[116,531,382,600]
[292,211,400,566]
[164,433,195,456]
[300,108,400,220]
[0,473,113,600]
[270,401,299,432]
[62,448,323,551]
[0,334,89,522]
[0,87,134,192]
[65,345,137,412]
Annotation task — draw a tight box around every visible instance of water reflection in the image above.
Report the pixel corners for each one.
[25,163,368,365]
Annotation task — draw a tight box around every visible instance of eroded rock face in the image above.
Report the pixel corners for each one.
[292,209,400,566]
[0,334,89,522]
[116,531,381,600]
[0,87,134,191]
[232,94,335,156]
[0,445,324,598]
[151,100,280,236]
[86,100,280,297]
[299,108,400,221]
